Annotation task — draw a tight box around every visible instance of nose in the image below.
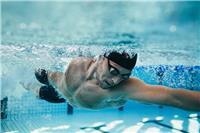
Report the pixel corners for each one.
[111,76,122,85]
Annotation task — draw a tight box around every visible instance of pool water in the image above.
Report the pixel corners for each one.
[1,1,200,133]
[1,97,200,133]
[1,65,200,133]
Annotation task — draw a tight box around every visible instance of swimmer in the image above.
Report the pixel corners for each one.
[22,51,200,111]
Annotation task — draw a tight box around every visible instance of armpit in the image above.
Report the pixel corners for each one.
[104,96,127,107]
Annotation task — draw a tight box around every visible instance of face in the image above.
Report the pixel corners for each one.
[95,56,132,89]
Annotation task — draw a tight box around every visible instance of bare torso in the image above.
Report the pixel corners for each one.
[61,57,128,109]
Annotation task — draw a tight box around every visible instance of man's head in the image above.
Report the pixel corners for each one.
[95,51,137,89]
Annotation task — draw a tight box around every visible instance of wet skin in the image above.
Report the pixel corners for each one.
[46,56,200,111]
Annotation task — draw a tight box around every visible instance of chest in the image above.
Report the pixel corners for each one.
[75,84,127,109]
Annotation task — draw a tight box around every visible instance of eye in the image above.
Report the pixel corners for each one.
[109,67,119,75]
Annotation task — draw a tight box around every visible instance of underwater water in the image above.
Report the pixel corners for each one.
[1,1,200,133]
[1,1,200,97]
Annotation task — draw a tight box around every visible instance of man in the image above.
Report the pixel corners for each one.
[22,51,200,111]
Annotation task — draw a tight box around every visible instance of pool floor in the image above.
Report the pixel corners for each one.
[1,106,200,133]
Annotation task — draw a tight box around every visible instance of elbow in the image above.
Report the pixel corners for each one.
[186,99,200,112]
[179,104,200,112]
[173,96,200,112]
[161,90,200,112]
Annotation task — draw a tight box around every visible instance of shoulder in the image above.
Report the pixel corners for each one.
[67,57,93,72]
[65,57,94,89]
[114,77,145,94]
[74,80,109,109]
[70,57,93,66]
[121,77,145,88]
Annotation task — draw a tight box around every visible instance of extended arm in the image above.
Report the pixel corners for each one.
[126,78,200,111]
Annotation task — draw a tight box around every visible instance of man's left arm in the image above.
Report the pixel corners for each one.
[125,78,200,111]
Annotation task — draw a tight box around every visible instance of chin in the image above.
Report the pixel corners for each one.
[99,83,109,89]
[101,83,114,90]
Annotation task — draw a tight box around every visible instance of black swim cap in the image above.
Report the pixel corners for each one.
[104,51,137,70]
